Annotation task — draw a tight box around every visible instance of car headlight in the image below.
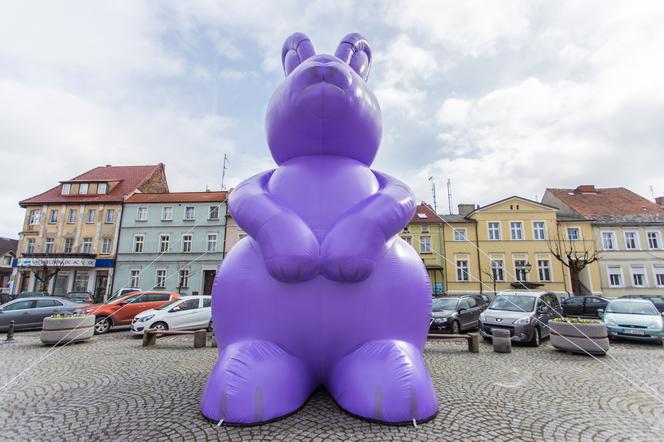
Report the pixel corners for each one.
[648,318,663,329]
[139,314,155,322]
[514,316,531,325]
[479,312,486,322]
[605,317,617,327]
[433,317,447,324]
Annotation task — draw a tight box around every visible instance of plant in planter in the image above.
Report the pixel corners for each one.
[549,317,609,355]
[40,313,95,345]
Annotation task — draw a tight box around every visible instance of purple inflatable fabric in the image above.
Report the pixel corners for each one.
[200,32,438,425]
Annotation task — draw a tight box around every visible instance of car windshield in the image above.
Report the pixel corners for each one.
[155,299,180,311]
[490,295,536,312]
[432,298,458,311]
[607,300,658,315]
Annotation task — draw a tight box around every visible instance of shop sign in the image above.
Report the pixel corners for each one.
[17,257,96,268]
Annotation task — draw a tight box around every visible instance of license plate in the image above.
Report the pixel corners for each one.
[624,329,645,336]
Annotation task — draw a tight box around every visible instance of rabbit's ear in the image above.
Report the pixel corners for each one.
[281,32,316,76]
[335,33,372,81]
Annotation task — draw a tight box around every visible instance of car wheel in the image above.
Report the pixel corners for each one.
[151,322,168,332]
[529,327,541,347]
[94,316,111,335]
[452,320,460,335]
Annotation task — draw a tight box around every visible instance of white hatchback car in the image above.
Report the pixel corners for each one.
[130,296,212,335]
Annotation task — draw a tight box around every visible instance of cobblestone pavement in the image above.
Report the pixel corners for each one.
[1,331,664,442]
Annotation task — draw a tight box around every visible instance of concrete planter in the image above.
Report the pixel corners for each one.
[549,321,609,355]
[40,315,95,345]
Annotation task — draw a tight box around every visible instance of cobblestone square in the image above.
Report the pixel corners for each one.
[1,331,663,441]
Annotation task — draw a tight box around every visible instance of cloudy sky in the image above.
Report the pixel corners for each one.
[1,0,663,238]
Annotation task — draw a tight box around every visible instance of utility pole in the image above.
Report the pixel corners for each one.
[428,177,438,212]
[221,154,230,191]
[446,178,453,214]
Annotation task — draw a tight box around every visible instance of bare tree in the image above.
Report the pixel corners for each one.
[33,258,66,292]
[548,233,598,296]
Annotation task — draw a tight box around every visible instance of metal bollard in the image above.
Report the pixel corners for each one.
[6,320,15,341]
[492,328,512,353]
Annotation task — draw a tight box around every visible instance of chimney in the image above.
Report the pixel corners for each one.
[458,204,476,216]
[575,185,597,193]
[656,196,664,206]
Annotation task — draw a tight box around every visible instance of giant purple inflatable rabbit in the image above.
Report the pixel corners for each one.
[200,32,438,425]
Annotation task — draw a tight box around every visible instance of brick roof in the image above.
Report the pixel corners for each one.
[547,187,664,218]
[0,237,18,256]
[410,203,443,224]
[125,192,228,204]
[20,164,166,206]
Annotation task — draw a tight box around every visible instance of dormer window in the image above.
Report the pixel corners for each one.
[98,183,107,194]
[79,183,89,194]
[61,183,71,195]
[417,213,427,219]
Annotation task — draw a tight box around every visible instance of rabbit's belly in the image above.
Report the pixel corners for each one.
[268,156,379,241]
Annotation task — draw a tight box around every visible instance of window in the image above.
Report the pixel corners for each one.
[417,213,427,219]
[624,231,639,250]
[159,234,170,253]
[607,266,623,287]
[403,236,412,246]
[73,271,89,291]
[456,259,469,281]
[155,269,166,288]
[105,209,116,223]
[36,299,62,308]
[79,183,88,194]
[130,270,140,288]
[630,265,647,287]
[453,229,466,241]
[532,222,545,240]
[567,227,580,240]
[421,225,429,233]
[510,222,523,240]
[647,231,661,250]
[601,231,616,250]
[182,234,193,253]
[45,238,54,254]
[145,293,170,302]
[28,210,41,225]
[537,259,551,282]
[184,206,195,220]
[203,298,211,308]
[63,238,73,254]
[81,238,92,254]
[491,259,504,282]
[514,259,528,282]
[654,266,664,287]
[178,269,190,288]
[67,209,77,224]
[238,232,247,240]
[48,210,58,224]
[488,222,501,240]
[176,298,199,311]
[207,233,218,252]
[133,235,144,253]
[86,209,96,224]
[26,239,35,254]
[3,300,33,311]
[565,297,583,306]
[97,183,107,194]
[61,183,71,195]
[420,236,431,253]
[209,206,220,220]
[101,238,112,255]
[161,206,173,221]
[136,207,148,221]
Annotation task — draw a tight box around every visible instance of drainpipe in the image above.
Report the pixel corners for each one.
[440,220,447,295]
[108,203,125,298]
[474,221,483,294]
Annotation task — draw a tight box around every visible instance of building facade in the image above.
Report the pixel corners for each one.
[0,238,18,290]
[12,164,168,300]
[223,213,247,254]
[543,186,664,297]
[113,192,228,297]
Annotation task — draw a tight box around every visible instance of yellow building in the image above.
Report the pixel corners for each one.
[13,164,168,300]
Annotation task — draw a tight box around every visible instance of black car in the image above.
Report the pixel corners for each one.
[620,295,664,313]
[16,291,50,299]
[561,296,608,318]
[430,295,488,334]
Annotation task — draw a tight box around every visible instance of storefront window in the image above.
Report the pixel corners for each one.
[73,271,90,292]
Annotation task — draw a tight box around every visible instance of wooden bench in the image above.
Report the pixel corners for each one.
[427,332,480,353]
[142,329,208,348]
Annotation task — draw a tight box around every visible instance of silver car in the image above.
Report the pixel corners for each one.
[0,297,79,332]
[601,299,664,344]
[479,291,562,347]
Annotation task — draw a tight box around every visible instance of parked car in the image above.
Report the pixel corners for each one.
[16,291,50,299]
[74,291,181,334]
[600,299,664,344]
[130,296,212,335]
[430,295,487,334]
[64,291,94,304]
[619,295,664,314]
[0,297,80,332]
[561,296,609,318]
[105,287,141,303]
[479,291,562,347]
